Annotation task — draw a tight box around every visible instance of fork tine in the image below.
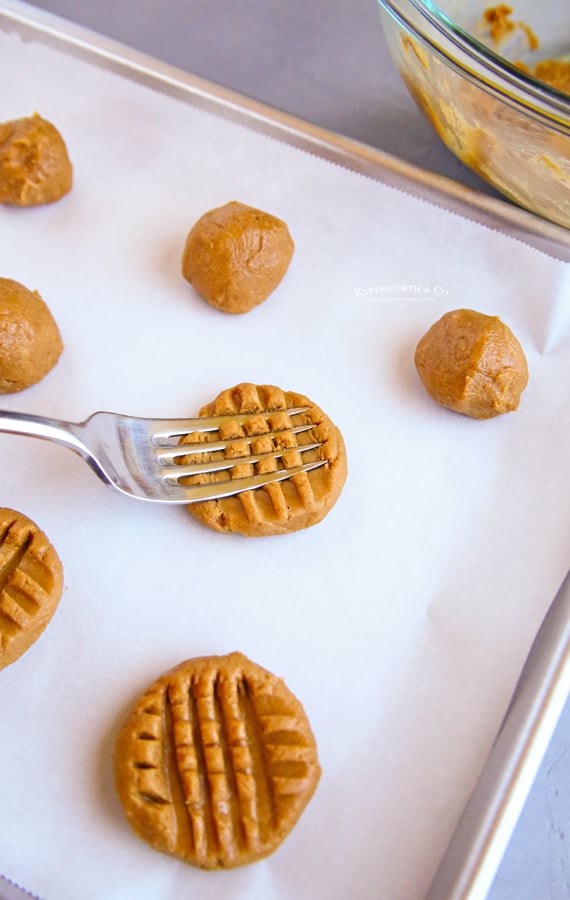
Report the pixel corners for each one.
[149,406,311,446]
[174,458,327,503]
[156,423,316,462]
[161,441,323,480]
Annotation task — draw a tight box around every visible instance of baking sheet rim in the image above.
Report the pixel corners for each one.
[0,2,569,899]
[2,0,570,263]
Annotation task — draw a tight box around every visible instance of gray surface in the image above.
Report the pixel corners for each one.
[24,0,501,193]
[18,1,570,898]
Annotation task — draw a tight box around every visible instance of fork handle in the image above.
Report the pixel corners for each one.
[0,409,90,459]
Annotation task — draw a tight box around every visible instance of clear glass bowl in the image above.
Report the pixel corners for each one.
[377,0,570,228]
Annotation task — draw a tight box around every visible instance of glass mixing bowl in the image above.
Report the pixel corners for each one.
[377,0,570,228]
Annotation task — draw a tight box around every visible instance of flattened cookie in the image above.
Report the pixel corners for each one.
[0,113,73,206]
[114,652,321,869]
[179,383,347,536]
[0,508,64,671]
[181,201,294,313]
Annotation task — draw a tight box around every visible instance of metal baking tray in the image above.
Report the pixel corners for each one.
[3,0,570,263]
[1,1,570,898]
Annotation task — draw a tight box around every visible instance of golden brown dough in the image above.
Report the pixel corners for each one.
[415,308,528,419]
[114,651,321,869]
[481,4,539,51]
[181,201,294,313]
[0,278,63,393]
[532,60,570,95]
[0,113,72,206]
[179,382,347,536]
[0,508,64,671]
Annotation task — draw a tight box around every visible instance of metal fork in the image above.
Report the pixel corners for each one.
[0,408,326,503]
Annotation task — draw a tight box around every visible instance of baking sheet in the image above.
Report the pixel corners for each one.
[426,569,570,900]
[1,5,570,900]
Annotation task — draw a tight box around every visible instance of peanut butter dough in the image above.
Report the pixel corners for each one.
[527,60,570,95]
[414,308,528,419]
[0,508,64,671]
[0,278,63,392]
[0,113,72,206]
[482,5,570,95]
[114,651,321,868]
[179,382,347,536]
[481,5,539,51]
[181,201,294,314]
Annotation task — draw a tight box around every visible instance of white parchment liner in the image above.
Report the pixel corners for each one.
[0,26,569,900]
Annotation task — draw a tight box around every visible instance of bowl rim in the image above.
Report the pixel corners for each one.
[377,0,570,133]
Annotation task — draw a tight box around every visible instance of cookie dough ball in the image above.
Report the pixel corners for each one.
[179,382,347,536]
[0,113,73,206]
[114,651,321,869]
[181,201,294,314]
[0,277,63,392]
[415,308,528,419]
[0,508,64,671]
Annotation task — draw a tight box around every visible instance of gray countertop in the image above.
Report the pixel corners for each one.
[18,1,570,897]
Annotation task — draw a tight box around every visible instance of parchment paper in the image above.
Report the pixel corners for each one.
[0,21,569,900]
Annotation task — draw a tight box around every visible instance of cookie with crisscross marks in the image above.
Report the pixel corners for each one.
[0,508,64,670]
[179,383,347,536]
[114,652,321,869]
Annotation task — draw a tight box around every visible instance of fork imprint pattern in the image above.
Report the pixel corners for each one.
[0,407,326,504]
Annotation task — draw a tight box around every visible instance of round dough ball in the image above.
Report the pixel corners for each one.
[0,278,63,392]
[0,507,64,671]
[114,651,321,869]
[179,382,347,536]
[0,113,73,206]
[181,201,294,314]
[414,308,528,419]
